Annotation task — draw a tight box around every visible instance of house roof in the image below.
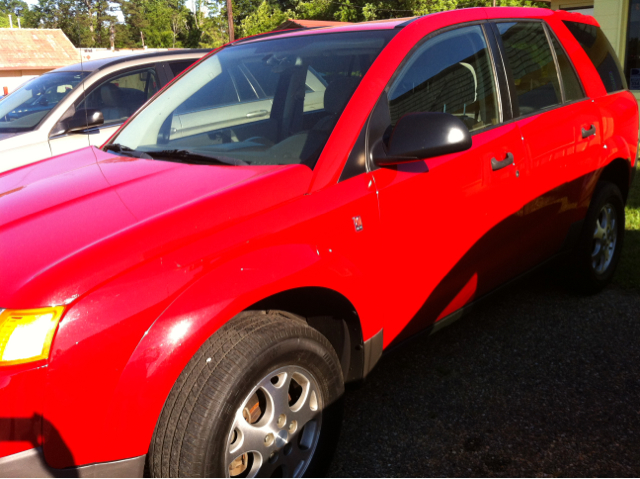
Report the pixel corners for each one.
[0,28,79,71]
[274,19,353,30]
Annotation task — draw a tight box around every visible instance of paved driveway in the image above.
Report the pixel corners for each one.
[328,268,640,477]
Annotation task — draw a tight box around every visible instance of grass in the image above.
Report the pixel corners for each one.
[614,163,640,290]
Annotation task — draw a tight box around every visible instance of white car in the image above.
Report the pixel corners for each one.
[0,50,209,173]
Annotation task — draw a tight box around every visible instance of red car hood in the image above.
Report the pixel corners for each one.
[0,147,312,307]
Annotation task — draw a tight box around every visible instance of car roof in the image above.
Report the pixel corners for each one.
[234,7,599,45]
[53,49,211,74]
[234,18,410,45]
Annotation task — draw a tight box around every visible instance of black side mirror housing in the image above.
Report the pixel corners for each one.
[68,109,104,133]
[52,109,104,136]
[372,112,472,166]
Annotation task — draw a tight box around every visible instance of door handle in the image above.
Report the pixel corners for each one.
[582,124,596,138]
[491,152,514,171]
[246,110,268,118]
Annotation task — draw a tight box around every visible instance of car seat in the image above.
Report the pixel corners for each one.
[99,84,129,122]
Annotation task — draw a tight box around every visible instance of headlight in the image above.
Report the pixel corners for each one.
[0,306,65,366]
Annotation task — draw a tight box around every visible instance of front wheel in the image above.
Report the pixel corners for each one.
[148,310,344,478]
[570,181,625,294]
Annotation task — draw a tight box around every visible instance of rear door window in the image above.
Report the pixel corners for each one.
[562,21,627,93]
[387,24,500,132]
[495,21,562,116]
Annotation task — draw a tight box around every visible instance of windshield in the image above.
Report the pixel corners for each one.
[107,30,396,169]
[0,72,89,133]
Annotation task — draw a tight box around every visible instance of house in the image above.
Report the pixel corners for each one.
[0,28,79,95]
[274,19,354,30]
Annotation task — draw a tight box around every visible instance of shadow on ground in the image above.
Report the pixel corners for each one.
[328,266,640,477]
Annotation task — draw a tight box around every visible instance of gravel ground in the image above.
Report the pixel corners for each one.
[327,268,640,477]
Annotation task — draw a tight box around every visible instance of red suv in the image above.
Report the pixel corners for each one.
[0,8,638,478]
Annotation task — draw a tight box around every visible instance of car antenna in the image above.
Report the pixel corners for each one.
[76,31,94,160]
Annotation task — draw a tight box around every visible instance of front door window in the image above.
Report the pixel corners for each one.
[387,25,500,132]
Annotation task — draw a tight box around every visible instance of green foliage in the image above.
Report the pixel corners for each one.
[334,0,358,21]
[0,0,36,27]
[291,0,332,20]
[615,164,640,290]
[240,0,289,36]
[2,0,546,49]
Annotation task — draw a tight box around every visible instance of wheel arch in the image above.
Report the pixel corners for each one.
[247,287,366,383]
[598,157,631,203]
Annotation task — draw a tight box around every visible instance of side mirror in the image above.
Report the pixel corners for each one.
[372,112,472,167]
[52,109,104,136]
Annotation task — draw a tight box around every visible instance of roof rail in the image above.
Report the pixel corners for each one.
[232,27,325,45]
[395,16,424,28]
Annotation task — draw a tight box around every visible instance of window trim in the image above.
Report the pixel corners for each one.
[543,22,566,104]
[543,22,588,102]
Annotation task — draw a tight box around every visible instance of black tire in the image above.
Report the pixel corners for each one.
[570,181,625,294]
[148,310,344,478]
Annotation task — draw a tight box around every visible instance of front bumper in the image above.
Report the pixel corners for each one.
[0,448,145,478]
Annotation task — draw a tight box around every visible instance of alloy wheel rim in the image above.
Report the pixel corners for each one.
[225,365,323,478]
[591,203,618,274]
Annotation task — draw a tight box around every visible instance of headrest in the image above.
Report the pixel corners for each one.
[323,77,361,115]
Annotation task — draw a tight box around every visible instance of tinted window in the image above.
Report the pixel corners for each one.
[176,70,240,113]
[549,33,585,102]
[244,61,280,97]
[388,25,499,132]
[169,60,195,77]
[80,67,160,124]
[625,0,640,90]
[563,21,627,93]
[497,22,561,116]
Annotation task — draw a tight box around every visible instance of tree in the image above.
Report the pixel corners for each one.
[199,13,228,47]
[0,0,36,27]
[239,0,288,36]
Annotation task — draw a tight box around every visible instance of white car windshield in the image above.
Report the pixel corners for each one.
[0,72,89,132]
[106,30,396,169]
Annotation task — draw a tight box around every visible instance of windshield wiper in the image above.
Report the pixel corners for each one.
[104,143,153,159]
[147,149,248,166]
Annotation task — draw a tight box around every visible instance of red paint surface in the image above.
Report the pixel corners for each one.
[0,7,637,469]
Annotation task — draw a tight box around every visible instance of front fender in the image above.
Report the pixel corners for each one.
[43,242,368,468]
[42,171,380,468]
[107,242,365,463]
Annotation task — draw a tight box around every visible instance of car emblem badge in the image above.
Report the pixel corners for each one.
[352,216,363,232]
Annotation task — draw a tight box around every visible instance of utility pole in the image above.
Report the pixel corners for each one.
[226,0,234,42]
[15,6,22,28]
